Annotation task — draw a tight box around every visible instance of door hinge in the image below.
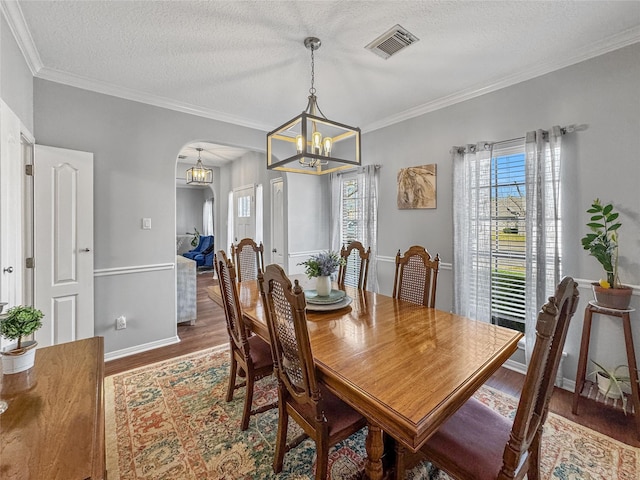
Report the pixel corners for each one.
[25,164,33,176]
[26,257,34,269]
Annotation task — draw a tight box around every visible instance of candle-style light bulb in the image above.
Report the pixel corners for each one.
[295,135,304,154]
[323,137,332,156]
[312,131,322,154]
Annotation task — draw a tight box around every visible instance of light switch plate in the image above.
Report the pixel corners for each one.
[142,218,151,230]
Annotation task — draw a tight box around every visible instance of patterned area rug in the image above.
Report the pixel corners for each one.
[105,347,640,480]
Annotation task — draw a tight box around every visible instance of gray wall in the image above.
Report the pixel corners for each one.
[176,187,207,236]
[1,13,33,133]
[33,79,265,355]
[365,43,640,381]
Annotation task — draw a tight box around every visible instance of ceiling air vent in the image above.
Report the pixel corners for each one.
[365,24,419,59]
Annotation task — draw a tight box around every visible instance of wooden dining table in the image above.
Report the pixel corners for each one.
[211,277,522,480]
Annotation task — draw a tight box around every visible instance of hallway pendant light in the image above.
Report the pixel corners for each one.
[186,148,213,184]
[267,37,361,175]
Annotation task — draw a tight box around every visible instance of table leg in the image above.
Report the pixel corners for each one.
[364,422,384,480]
[572,305,594,414]
[621,313,640,439]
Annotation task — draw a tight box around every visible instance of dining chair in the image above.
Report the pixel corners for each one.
[337,240,371,290]
[392,245,440,307]
[213,250,276,431]
[258,264,367,480]
[394,276,579,480]
[231,238,265,282]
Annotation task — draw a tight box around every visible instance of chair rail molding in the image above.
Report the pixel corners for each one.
[94,262,175,277]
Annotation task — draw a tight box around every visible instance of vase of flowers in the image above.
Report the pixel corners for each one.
[581,198,632,309]
[299,251,345,297]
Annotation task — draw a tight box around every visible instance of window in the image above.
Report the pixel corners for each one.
[454,129,563,354]
[489,147,526,332]
[330,165,379,290]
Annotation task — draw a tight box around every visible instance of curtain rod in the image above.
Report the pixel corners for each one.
[453,124,580,153]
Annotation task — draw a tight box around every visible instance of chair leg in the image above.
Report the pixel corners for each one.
[273,402,288,473]
[226,353,238,402]
[527,431,542,480]
[315,435,329,480]
[240,371,254,431]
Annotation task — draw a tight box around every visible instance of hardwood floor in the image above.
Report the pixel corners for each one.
[105,272,639,447]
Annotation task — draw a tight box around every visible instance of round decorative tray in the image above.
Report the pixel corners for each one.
[306,296,353,312]
[304,289,346,305]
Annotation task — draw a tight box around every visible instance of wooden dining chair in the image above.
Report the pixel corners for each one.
[337,240,371,290]
[213,250,276,431]
[258,264,367,480]
[392,245,440,307]
[394,276,579,480]
[231,238,265,282]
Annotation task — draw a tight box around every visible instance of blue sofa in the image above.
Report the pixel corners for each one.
[182,235,214,261]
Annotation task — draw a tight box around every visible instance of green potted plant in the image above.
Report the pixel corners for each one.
[298,251,345,297]
[589,360,631,413]
[581,198,632,309]
[0,305,44,374]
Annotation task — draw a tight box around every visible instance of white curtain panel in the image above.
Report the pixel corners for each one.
[361,165,379,292]
[524,126,563,363]
[452,143,493,322]
[202,197,214,236]
[255,184,263,244]
[227,191,234,255]
[330,172,342,253]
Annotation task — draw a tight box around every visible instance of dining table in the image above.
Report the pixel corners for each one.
[210,276,522,480]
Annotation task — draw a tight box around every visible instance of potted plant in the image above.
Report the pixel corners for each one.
[298,251,345,297]
[581,198,632,309]
[589,360,631,413]
[0,305,44,374]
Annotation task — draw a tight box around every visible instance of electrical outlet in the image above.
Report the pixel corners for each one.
[116,316,127,330]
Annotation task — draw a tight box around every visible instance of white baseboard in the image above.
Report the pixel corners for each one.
[104,335,180,362]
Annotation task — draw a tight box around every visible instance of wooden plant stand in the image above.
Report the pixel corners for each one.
[572,301,640,438]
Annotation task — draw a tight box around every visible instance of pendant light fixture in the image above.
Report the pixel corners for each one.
[267,37,361,175]
[186,147,213,184]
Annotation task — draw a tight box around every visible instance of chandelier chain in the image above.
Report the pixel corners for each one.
[309,44,316,96]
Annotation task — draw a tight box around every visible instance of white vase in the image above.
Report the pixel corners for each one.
[1,341,37,374]
[316,276,331,297]
[596,371,623,399]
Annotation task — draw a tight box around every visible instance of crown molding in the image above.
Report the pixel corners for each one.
[362,26,640,133]
[35,66,272,132]
[0,0,43,75]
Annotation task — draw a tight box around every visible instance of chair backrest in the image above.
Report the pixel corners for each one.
[231,238,265,282]
[258,264,319,404]
[499,276,579,478]
[338,241,371,290]
[392,245,440,307]
[214,250,250,356]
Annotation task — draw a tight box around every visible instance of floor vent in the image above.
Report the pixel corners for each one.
[365,24,419,59]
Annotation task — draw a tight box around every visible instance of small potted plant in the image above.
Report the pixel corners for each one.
[0,305,44,374]
[589,360,631,413]
[299,251,345,297]
[581,198,632,309]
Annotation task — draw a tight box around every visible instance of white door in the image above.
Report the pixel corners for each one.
[233,184,255,242]
[0,102,24,350]
[270,178,284,267]
[34,145,94,347]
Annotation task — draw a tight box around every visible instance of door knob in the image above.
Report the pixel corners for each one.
[272,248,277,253]
[3,266,13,273]
[81,248,91,252]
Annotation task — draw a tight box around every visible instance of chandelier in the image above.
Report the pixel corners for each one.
[186,147,213,184]
[267,37,361,175]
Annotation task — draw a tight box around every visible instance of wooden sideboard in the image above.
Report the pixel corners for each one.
[0,336,105,479]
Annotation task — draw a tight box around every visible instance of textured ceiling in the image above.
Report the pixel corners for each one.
[6,0,640,137]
